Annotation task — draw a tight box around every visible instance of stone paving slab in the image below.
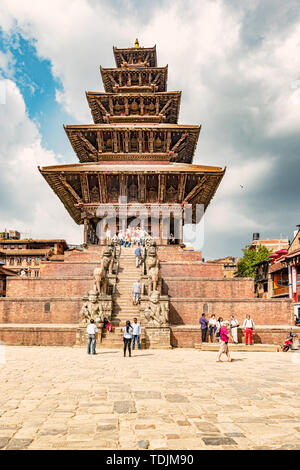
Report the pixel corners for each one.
[0,346,299,450]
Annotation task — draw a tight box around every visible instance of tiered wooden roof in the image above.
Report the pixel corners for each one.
[39,163,225,225]
[100,66,168,93]
[39,42,225,227]
[113,45,157,68]
[86,91,181,124]
[64,124,200,164]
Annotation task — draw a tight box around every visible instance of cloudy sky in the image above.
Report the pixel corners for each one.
[0,0,300,258]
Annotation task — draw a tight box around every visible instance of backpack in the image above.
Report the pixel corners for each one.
[215,327,220,338]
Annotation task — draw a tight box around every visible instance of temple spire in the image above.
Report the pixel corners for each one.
[135,38,140,48]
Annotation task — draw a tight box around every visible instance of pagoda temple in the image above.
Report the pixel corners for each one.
[40,41,225,246]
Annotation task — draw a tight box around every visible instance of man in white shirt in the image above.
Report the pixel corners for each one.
[87,319,98,355]
[131,318,141,350]
[132,280,141,305]
[242,314,255,345]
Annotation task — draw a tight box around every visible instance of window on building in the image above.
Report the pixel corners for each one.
[27,257,32,265]
[18,245,22,250]
[10,245,15,249]
[3,245,7,250]
[44,302,51,313]
[35,258,40,266]
[17,257,22,265]
[34,270,39,278]
[297,265,300,281]
[9,258,14,266]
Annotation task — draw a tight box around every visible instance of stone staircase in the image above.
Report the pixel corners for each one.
[99,245,146,348]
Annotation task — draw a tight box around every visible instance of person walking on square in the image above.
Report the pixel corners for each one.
[123,320,133,357]
[132,280,141,305]
[199,313,208,343]
[87,319,98,355]
[230,314,239,344]
[243,314,255,345]
[216,320,232,362]
[131,317,141,350]
[135,245,142,268]
[208,314,217,342]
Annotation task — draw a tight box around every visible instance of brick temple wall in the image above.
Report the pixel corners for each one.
[169,298,293,326]
[164,278,254,298]
[6,278,93,298]
[161,262,223,277]
[40,262,98,277]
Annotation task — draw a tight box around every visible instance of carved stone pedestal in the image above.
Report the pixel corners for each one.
[144,327,171,349]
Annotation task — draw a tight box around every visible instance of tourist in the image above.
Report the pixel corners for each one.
[168,233,176,245]
[131,317,141,350]
[140,228,146,246]
[103,317,113,332]
[215,317,223,341]
[118,230,124,246]
[136,226,141,245]
[132,280,141,305]
[243,314,255,345]
[208,314,217,343]
[216,320,232,362]
[199,313,208,343]
[230,314,239,344]
[87,319,98,355]
[124,232,131,248]
[122,320,133,357]
[135,245,142,267]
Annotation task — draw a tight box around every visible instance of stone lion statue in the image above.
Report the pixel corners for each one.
[93,246,112,294]
[144,290,169,327]
[145,243,161,293]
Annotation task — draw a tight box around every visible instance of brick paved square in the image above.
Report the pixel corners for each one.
[0,346,299,450]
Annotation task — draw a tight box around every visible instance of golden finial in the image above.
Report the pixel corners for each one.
[134,38,139,48]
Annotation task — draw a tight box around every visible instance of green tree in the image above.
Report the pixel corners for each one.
[236,245,271,278]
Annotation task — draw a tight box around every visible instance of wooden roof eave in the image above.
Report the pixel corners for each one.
[39,163,225,175]
[39,168,82,225]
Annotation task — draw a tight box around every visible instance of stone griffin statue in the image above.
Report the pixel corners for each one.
[145,241,161,293]
[93,246,113,294]
[79,286,111,327]
[144,290,169,327]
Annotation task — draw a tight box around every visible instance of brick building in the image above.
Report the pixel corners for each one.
[0,237,69,277]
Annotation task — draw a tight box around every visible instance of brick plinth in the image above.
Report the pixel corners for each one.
[144,327,172,349]
[0,298,81,324]
[0,324,77,346]
[170,325,297,348]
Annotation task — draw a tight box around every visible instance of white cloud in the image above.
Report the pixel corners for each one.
[0,77,82,243]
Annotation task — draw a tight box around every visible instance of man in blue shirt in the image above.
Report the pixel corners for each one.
[199,313,208,343]
[135,246,142,267]
[131,317,141,350]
